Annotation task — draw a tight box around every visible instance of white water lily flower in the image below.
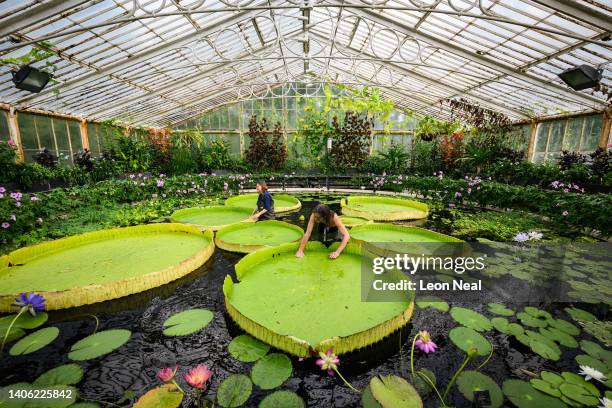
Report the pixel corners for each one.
[579,365,606,382]
[528,231,543,240]
[599,397,612,408]
[514,232,530,242]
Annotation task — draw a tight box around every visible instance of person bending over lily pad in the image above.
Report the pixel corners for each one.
[296,204,350,259]
[251,181,275,221]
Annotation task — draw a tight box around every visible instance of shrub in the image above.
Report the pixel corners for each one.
[245,115,286,170]
[32,148,58,167]
[329,112,372,169]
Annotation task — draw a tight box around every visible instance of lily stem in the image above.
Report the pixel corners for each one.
[443,354,472,402]
[333,368,361,393]
[0,308,26,356]
[417,371,448,408]
[410,333,419,378]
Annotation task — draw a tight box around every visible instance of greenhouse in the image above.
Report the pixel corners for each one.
[0,0,611,407]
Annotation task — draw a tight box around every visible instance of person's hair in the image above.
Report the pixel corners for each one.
[314,204,334,227]
[257,180,268,192]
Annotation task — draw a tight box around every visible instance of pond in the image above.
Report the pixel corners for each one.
[0,193,609,408]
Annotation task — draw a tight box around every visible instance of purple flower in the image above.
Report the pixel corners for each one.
[316,348,340,376]
[562,210,569,217]
[15,201,21,207]
[454,191,462,198]
[10,192,22,201]
[12,292,46,316]
[30,196,39,202]
[1,222,9,229]
[156,179,165,188]
[415,331,437,353]
[157,366,177,382]
[0,187,5,193]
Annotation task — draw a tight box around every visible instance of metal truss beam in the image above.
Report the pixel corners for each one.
[528,0,612,32]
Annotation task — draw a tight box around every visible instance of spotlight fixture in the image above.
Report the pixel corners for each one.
[558,64,602,91]
[11,65,52,93]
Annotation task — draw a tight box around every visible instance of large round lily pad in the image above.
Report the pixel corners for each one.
[450,307,492,332]
[215,220,304,253]
[225,194,301,213]
[0,224,215,311]
[457,371,503,408]
[228,335,270,362]
[251,353,292,390]
[34,364,84,386]
[170,206,253,230]
[350,224,461,244]
[223,241,414,356]
[162,309,214,336]
[68,329,131,361]
[217,374,252,408]
[449,327,492,356]
[341,196,429,221]
[339,216,371,228]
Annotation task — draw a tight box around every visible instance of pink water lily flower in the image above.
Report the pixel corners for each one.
[316,348,340,376]
[157,366,177,382]
[184,364,213,390]
[415,331,438,353]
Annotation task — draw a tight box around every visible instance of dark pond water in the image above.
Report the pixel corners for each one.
[0,194,608,407]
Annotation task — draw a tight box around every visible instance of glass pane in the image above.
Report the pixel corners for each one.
[548,121,565,153]
[68,120,82,154]
[0,110,9,142]
[565,117,583,151]
[35,116,55,154]
[581,114,602,152]
[17,113,39,163]
[53,119,71,163]
[534,123,550,153]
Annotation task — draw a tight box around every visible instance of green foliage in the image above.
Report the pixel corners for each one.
[503,379,568,408]
[34,364,83,386]
[409,139,442,175]
[68,329,131,361]
[217,374,252,408]
[9,327,59,356]
[295,99,332,161]
[368,375,423,408]
[250,353,292,390]
[133,384,183,408]
[258,391,305,408]
[228,335,270,362]
[414,115,460,141]
[369,144,410,174]
[450,307,492,332]
[162,309,213,336]
[449,327,492,356]
[0,41,58,78]
[456,371,503,408]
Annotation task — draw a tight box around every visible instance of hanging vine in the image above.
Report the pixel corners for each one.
[445,98,512,131]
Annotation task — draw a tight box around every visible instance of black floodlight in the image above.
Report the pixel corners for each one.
[11,65,52,93]
[558,65,602,91]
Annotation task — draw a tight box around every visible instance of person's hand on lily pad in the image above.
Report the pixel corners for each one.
[295,249,305,258]
[329,251,340,259]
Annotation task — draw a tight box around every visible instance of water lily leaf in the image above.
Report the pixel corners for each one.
[502,380,567,408]
[251,353,292,390]
[416,297,449,312]
[9,327,59,356]
[491,317,510,333]
[228,335,270,362]
[530,378,561,398]
[517,312,548,328]
[487,303,514,316]
[217,374,252,408]
[540,371,564,388]
[449,327,491,356]
[561,372,600,397]
[0,326,25,344]
[0,312,48,329]
[133,384,183,408]
[539,327,578,348]
[369,375,423,408]
[526,332,561,361]
[580,340,612,366]
[559,383,599,406]
[34,364,83,386]
[258,390,305,408]
[507,323,525,336]
[362,385,383,408]
[575,354,607,373]
[450,307,492,332]
[548,319,580,336]
[456,371,503,408]
[565,307,596,322]
[524,307,552,320]
[68,329,131,361]
[162,309,213,337]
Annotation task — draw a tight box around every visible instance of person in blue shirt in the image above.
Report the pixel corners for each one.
[251,181,275,221]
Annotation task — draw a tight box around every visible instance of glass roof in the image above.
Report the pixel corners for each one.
[0,0,610,127]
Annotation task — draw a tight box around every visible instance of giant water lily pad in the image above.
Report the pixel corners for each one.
[217,374,252,408]
[0,224,214,311]
[225,194,301,213]
[502,380,567,408]
[251,353,292,390]
[449,327,491,356]
[133,384,183,408]
[223,241,413,356]
[9,327,59,356]
[170,206,253,230]
[228,335,270,362]
[341,196,428,221]
[456,371,503,408]
[450,307,492,332]
[34,364,83,386]
[339,216,371,228]
[215,221,304,253]
[258,390,304,408]
[68,329,131,361]
[369,375,423,408]
[350,223,461,246]
[162,309,213,336]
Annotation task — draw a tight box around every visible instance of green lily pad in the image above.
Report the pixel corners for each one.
[449,327,492,356]
[559,383,599,406]
[450,307,492,332]
[9,327,59,356]
[565,307,596,322]
[548,319,580,336]
[133,384,183,408]
[228,335,270,362]
[524,307,552,320]
[369,375,423,408]
[416,297,449,312]
[456,371,503,408]
[561,372,600,396]
[530,378,561,398]
[0,312,48,329]
[0,326,25,344]
[502,379,567,408]
[34,364,84,386]
[491,317,510,333]
[162,309,213,336]
[539,327,578,348]
[68,329,131,361]
[575,354,608,373]
[541,371,564,388]
[362,385,383,408]
[526,331,561,361]
[580,340,612,366]
[258,390,305,408]
[217,374,252,408]
[517,312,548,328]
[487,303,514,316]
[251,353,292,390]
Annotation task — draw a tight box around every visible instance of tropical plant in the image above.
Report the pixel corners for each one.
[73,149,93,171]
[558,150,587,171]
[32,148,58,167]
[0,140,19,182]
[414,116,461,141]
[295,99,332,161]
[328,111,372,169]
